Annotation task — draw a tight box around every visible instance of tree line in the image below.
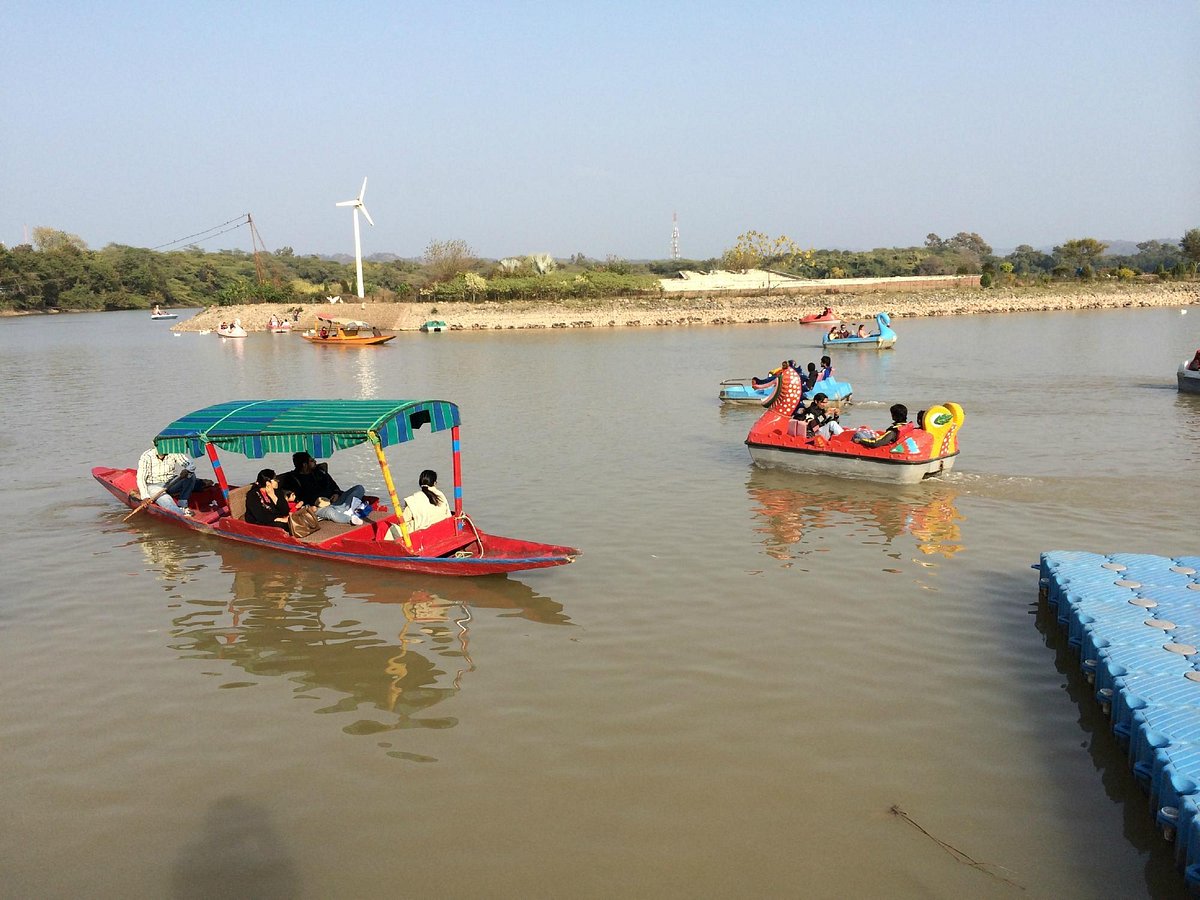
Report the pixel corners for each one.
[2,226,1197,313]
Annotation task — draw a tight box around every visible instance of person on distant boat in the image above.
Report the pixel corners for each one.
[802,393,844,439]
[822,307,833,317]
[852,404,910,449]
[856,323,868,338]
[245,469,290,531]
[826,326,839,342]
[1189,349,1200,371]
[218,322,228,332]
[402,470,452,532]
[319,326,329,339]
[136,445,197,517]
[837,325,851,339]
[152,304,162,316]
[818,355,834,381]
[752,360,794,389]
[267,314,278,330]
[279,452,367,525]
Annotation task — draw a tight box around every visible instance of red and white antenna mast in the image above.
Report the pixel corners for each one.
[670,211,679,260]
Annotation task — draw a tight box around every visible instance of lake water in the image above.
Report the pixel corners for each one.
[1,305,1198,898]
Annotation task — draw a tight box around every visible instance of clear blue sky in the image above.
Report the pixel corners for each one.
[3,1,1197,260]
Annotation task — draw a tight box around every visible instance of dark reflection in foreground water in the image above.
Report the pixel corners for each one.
[172,797,299,900]
[135,534,569,753]
[745,468,965,561]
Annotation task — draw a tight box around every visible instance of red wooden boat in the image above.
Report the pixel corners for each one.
[799,307,840,325]
[94,399,580,576]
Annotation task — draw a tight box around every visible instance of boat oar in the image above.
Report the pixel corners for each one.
[123,488,167,522]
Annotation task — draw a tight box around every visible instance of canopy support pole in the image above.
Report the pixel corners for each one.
[370,432,411,550]
[204,442,230,503]
[451,424,463,529]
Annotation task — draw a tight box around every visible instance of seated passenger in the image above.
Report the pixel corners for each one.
[1189,349,1200,372]
[856,324,868,338]
[852,404,909,449]
[803,393,844,439]
[826,326,838,341]
[245,469,290,531]
[279,452,367,525]
[818,355,833,381]
[752,360,795,389]
[402,469,452,532]
[806,362,819,387]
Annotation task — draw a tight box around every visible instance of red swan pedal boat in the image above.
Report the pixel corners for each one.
[744,365,963,484]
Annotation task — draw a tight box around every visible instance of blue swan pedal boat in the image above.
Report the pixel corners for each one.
[822,312,896,349]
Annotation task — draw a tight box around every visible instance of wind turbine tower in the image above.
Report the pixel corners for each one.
[671,212,679,260]
[336,177,375,298]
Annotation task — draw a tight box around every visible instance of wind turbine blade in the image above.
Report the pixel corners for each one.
[336,199,357,207]
[359,203,375,226]
[358,177,368,201]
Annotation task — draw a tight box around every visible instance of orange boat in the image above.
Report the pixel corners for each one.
[302,315,395,346]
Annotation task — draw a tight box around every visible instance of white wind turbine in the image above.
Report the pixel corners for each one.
[336,177,374,298]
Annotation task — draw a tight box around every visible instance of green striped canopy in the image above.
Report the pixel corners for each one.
[154,399,460,459]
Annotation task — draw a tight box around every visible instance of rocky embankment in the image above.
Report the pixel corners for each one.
[172,282,1199,333]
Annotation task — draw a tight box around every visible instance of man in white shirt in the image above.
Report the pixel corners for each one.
[136,446,197,516]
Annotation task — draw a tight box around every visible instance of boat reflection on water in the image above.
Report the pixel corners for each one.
[746,469,964,561]
[134,535,570,741]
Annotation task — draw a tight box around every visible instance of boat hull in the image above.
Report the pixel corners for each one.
[799,313,839,325]
[1179,364,1200,394]
[822,336,895,349]
[150,313,178,320]
[93,467,577,576]
[747,441,956,483]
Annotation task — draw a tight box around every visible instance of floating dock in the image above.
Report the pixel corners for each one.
[1039,551,1200,886]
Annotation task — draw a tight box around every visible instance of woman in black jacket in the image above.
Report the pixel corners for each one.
[245,469,290,530]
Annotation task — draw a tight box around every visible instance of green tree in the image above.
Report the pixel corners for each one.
[1054,238,1108,273]
[721,231,812,272]
[32,227,88,253]
[1181,228,1200,266]
[423,239,477,284]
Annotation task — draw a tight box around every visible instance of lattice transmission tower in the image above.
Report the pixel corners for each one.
[671,212,679,260]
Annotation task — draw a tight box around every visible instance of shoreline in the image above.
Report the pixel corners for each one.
[169,282,1199,333]
[2,281,1195,329]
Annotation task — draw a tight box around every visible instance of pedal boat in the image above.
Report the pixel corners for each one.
[720,372,852,405]
[94,399,579,576]
[302,315,395,346]
[743,364,962,484]
[823,311,896,349]
[799,309,840,325]
[1179,358,1200,394]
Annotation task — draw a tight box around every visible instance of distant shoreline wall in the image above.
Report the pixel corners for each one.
[167,281,1198,333]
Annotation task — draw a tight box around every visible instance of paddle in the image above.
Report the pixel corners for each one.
[123,488,168,522]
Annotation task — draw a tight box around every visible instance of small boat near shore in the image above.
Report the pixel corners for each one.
[742,364,961,483]
[799,307,839,325]
[217,320,247,338]
[302,315,394,346]
[94,398,580,576]
[1179,356,1200,394]
[823,312,896,349]
[150,312,178,320]
[420,320,447,333]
